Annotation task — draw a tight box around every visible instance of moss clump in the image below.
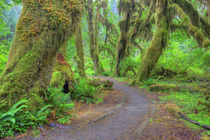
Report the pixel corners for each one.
[50,71,64,88]
[50,45,75,90]
[164,103,181,118]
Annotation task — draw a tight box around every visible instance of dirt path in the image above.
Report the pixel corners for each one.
[25,77,152,140]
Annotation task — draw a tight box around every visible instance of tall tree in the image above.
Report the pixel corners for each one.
[75,24,86,77]
[116,0,134,76]
[0,0,82,111]
[134,0,169,82]
[85,0,104,75]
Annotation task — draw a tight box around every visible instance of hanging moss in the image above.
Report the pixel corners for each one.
[0,0,82,111]
[173,0,210,38]
[171,3,209,48]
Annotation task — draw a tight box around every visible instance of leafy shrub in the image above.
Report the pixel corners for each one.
[156,32,209,81]
[45,87,74,115]
[72,78,102,103]
[126,70,135,79]
[0,100,51,138]
[119,56,139,77]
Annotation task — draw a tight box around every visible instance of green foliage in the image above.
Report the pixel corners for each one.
[57,115,71,125]
[0,100,51,138]
[119,56,139,77]
[0,99,27,126]
[45,87,74,115]
[0,43,9,74]
[72,78,102,104]
[156,31,209,81]
[160,91,210,130]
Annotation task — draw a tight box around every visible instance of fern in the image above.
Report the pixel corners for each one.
[0,99,28,123]
[36,105,52,118]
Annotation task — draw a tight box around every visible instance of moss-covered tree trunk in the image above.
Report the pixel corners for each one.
[116,0,132,76]
[50,43,75,91]
[134,0,169,83]
[86,0,104,75]
[75,25,86,77]
[0,0,81,110]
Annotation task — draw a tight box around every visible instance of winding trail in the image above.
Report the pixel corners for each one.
[31,77,151,140]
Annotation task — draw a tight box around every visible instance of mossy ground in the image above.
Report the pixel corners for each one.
[140,78,210,136]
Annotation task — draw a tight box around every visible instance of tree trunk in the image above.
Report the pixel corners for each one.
[134,0,169,83]
[50,43,75,91]
[75,25,86,77]
[86,0,104,75]
[116,13,131,76]
[0,0,81,110]
[116,0,133,76]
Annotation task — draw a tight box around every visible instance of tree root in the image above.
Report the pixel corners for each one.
[178,112,210,130]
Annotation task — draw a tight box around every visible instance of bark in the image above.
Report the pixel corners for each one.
[134,0,169,83]
[75,25,86,77]
[0,0,81,110]
[86,0,104,75]
[50,43,75,91]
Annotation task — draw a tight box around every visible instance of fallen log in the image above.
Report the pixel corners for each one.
[88,79,113,88]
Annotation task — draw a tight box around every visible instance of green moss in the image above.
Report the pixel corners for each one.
[170,4,207,48]
[50,71,64,88]
[149,84,177,91]
[0,0,82,111]
[133,0,169,83]
[202,39,210,48]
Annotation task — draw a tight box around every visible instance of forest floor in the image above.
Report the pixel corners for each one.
[14,77,204,140]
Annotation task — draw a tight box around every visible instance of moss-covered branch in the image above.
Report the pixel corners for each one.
[174,0,210,38]
[170,3,210,48]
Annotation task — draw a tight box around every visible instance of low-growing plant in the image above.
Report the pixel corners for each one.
[57,114,71,125]
[160,91,210,128]
[0,100,51,138]
[45,87,75,115]
[72,78,102,104]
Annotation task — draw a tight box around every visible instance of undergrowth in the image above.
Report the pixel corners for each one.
[140,78,210,135]
[0,100,51,138]
[72,78,103,104]
[0,87,75,138]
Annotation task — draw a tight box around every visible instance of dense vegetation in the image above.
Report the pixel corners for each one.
[0,0,209,138]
